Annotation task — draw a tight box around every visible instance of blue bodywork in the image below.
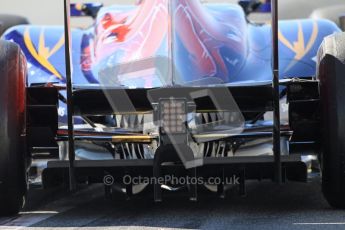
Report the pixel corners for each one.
[2,3,340,86]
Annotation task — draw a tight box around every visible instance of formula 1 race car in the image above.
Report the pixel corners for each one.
[0,0,344,216]
[243,0,345,29]
[278,0,345,29]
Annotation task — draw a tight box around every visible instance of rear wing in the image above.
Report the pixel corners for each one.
[62,0,282,190]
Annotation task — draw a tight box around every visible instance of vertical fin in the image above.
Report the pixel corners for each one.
[271,0,282,184]
[64,0,76,191]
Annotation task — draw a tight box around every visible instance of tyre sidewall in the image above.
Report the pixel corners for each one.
[0,41,27,215]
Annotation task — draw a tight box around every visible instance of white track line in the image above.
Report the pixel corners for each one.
[0,185,102,229]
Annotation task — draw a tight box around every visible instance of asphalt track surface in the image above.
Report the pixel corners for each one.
[1,175,345,230]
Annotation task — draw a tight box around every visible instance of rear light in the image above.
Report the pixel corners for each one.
[159,98,187,134]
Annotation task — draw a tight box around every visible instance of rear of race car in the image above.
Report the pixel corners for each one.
[1,0,345,215]
[33,0,310,201]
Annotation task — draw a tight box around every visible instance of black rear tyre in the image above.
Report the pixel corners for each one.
[0,40,28,216]
[0,14,29,36]
[317,32,345,208]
